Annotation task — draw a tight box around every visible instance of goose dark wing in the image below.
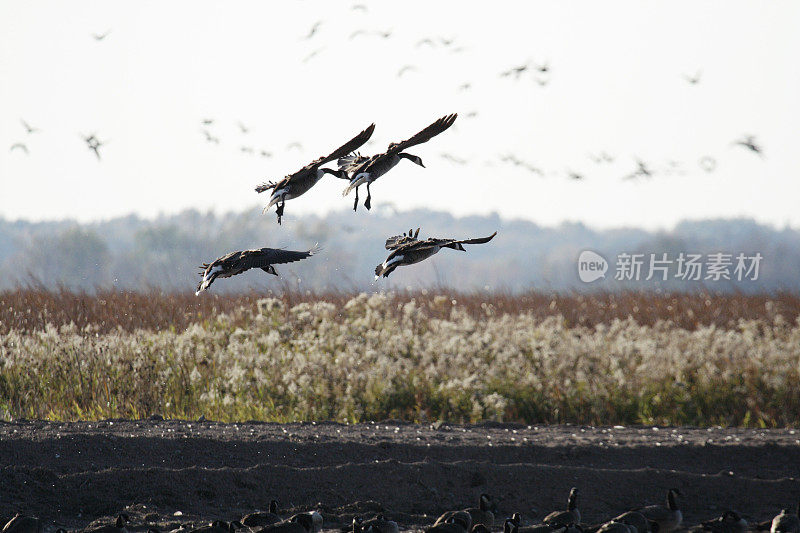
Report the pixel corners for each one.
[385,227,421,250]
[302,124,375,171]
[454,231,497,246]
[386,114,457,154]
[237,246,320,269]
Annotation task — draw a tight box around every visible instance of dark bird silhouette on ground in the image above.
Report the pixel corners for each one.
[196,246,319,294]
[340,114,457,211]
[375,228,497,279]
[10,142,28,154]
[20,119,39,134]
[732,135,764,157]
[256,124,375,224]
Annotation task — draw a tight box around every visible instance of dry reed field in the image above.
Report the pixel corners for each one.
[1,289,799,426]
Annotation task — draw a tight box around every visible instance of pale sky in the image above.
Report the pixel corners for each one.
[1,1,799,230]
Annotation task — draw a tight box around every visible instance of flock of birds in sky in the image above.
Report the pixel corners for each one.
[6,7,767,186]
[4,489,799,533]
[195,112,497,294]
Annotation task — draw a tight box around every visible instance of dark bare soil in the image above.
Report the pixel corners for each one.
[1,420,799,532]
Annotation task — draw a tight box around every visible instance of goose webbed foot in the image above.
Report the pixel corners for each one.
[365,184,372,210]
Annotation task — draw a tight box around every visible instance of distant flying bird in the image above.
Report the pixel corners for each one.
[237,121,249,134]
[683,70,702,84]
[340,113,457,211]
[624,158,654,180]
[351,4,367,11]
[458,83,471,91]
[374,29,392,38]
[535,62,550,73]
[567,170,584,181]
[92,30,111,41]
[303,48,324,63]
[440,153,467,165]
[588,151,614,164]
[416,38,435,47]
[500,63,530,79]
[534,76,549,86]
[10,142,28,154]
[260,150,272,158]
[440,37,456,46]
[349,29,367,40]
[256,124,375,224]
[196,245,319,295]
[286,142,303,151]
[500,153,542,175]
[699,156,717,172]
[303,21,322,40]
[397,65,417,77]
[375,228,497,279]
[465,111,478,118]
[81,133,104,160]
[20,119,39,134]
[732,135,764,157]
[240,146,255,154]
[201,118,214,125]
[201,130,219,144]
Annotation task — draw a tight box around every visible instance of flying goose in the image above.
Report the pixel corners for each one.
[375,228,496,279]
[770,501,800,533]
[20,119,39,134]
[256,124,374,224]
[92,30,111,40]
[243,500,282,528]
[81,133,104,160]
[436,494,498,528]
[637,489,682,533]
[732,135,764,157]
[196,245,318,294]
[9,142,28,154]
[2,514,42,533]
[683,70,702,84]
[340,114,457,211]
[544,488,581,528]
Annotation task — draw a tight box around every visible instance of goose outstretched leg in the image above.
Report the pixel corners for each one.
[353,186,359,212]
[276,196,286,225]
[364,182,373,210]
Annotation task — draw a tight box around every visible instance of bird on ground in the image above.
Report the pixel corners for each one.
[636,489,683,533]
[1,514,42,533]
[83,514,130,533]
[256,124,374,223]
[242,500,282,528]
[770,501,799,533]
[9,142,28,154]
[20,119,39,134]
[697,511,748,533]
[340,114,457,211]
[375,227,497,279]
[732,135,764,157]
[359,515,399,533]
[196,245,319,295]
[427,515,471,533]
[543,487,581,528]
[435,494,497,528]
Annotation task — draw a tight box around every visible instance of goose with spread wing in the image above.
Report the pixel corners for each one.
[375,227,496,279]
[340,114,457,211]
[256,124,375,224]
[196,245,319,294]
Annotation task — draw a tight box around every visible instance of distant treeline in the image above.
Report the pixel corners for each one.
[1,206,798,293]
